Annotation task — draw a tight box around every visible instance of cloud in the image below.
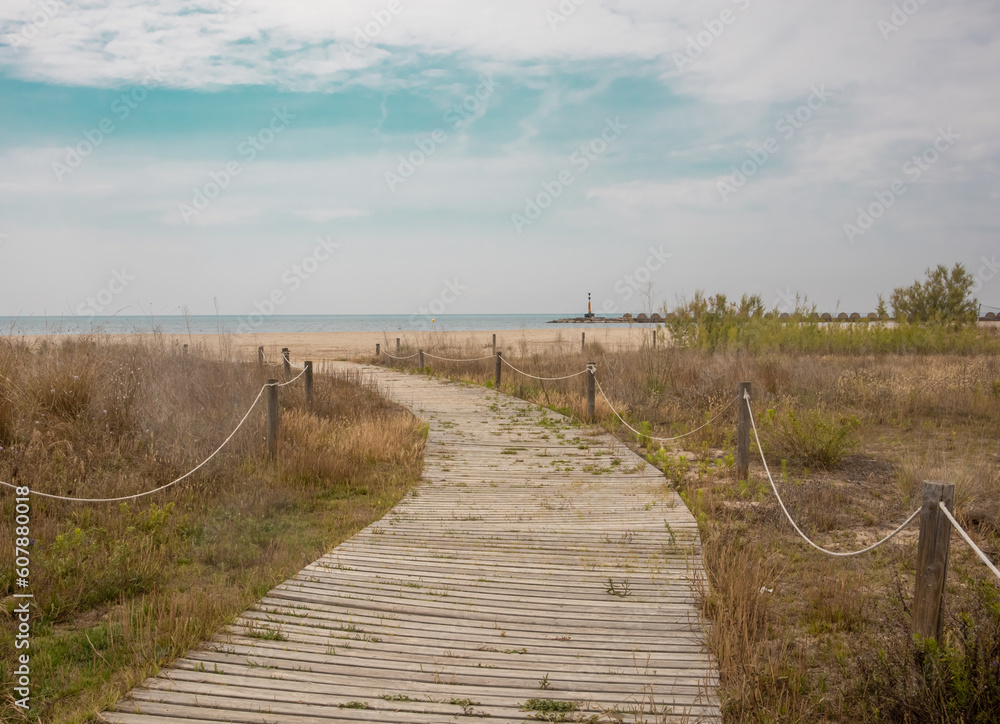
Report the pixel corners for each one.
[292,208,371,222]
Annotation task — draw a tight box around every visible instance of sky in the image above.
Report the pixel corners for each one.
[0,0,998,319]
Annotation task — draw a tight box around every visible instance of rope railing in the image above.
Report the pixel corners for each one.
[276,366,308,386]
[596,378,738,443]
[423,351,495,362]
[381,350,420,360]
[499,356,590,381]
[744,391,921,556]
[0,356,312,503]
[0,384,268,503]
[938,501,1000,582]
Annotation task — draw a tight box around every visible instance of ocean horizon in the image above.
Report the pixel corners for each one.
[0,314,591,336]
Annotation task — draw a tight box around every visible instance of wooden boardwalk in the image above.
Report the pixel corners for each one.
[103,364,719,723]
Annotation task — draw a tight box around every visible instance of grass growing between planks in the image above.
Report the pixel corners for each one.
[0,335,426,723]
[373,327,1000,722]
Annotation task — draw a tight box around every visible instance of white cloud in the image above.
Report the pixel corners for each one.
[292,208,371,222]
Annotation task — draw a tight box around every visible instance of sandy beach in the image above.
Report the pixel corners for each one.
[22,326,658,362]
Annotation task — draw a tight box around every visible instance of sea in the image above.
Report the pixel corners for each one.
[0,314,587,336]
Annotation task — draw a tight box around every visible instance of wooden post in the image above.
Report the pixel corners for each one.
[183,344,188,357]
[257,346,264,368]
[304,361,313,406]
[586,363,596,421]
[396,338,401,355]
[492,333,497,355]
[737,382,751,481]
[913,481,956,640]
[581,332,586,354]
[266,380,279,461]
[281,348,290,378]
[495,352,502,388]
[376,343,380,356]
[419,349,425,369]
[652,329,657,350]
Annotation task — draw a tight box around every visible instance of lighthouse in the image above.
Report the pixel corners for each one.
[585,292,595,319]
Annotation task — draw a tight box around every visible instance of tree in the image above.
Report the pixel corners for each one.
[890,263,978,326]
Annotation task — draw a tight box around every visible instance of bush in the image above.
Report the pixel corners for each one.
[891,263,978,326]
[757,406,860,469]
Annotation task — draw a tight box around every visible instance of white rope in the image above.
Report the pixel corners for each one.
[500,356,589,381]
[938,501,1000,582]
[274,366,308,387]
[381,351,420,360]
[0,385,268,503]
[595,378,738,442]
[745,391,921,556]
[423,352,495,362]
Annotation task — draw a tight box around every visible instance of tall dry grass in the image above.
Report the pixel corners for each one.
[0,334,425,723]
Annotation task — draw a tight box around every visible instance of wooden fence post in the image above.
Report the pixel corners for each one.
[492,333,496,356]
[376,343,380,356]
[581,332,586,354]
[913,481,956,640]
[266,380,279,461]
[419,349,425,370]
[396,338,401,355]
[495,352,502,388]
[258,346,264,368]
[183,344,188,357]
[737,382,752,481]
[586,362,596,421]
[281,348,290,378]
[304,361,313,406]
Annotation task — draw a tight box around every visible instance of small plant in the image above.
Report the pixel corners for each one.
[520,698,577,722]
[605,577,632,597]
[243,621,286,641]
[663,521,677,551]
[539,673,551,690]
[338,701,370,709]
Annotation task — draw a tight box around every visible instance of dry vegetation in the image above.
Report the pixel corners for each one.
[377,325,1000,723]
[0,335,426,723]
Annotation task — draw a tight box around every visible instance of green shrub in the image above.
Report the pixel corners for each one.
[757,407,860,469]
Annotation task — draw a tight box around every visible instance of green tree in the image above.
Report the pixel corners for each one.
[890,263,978,326]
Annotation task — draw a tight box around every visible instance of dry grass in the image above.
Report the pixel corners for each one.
[375,331,1000,723]
[0,334,425,723]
